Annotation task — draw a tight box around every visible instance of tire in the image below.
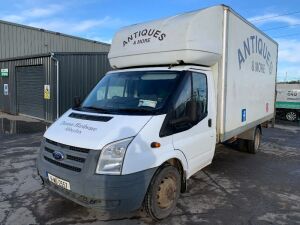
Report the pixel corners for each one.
[236,138,248,152]
[285,111,297,122]
[247,127,262,154]
[144,164,181,221]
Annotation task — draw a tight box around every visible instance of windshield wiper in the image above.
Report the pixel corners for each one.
[118,107,156,113]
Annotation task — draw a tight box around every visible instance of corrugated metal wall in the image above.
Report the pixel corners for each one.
[56,53,111,115]
[0,20,110,59]
[0,53,111,122]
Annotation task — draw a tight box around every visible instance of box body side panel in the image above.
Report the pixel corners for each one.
[221,11,278,140]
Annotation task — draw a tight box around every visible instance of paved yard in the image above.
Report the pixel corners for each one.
[0,115,299,225]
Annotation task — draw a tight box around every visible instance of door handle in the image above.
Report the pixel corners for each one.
[208,118,212,127]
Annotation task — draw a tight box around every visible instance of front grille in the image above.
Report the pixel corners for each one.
[44,138,90,173]
[45,139,90,154]
[66,155,85,163]
[44,156,81,172]
[46,139,57,146]
[45,147,54,153]
[69,146,90,154]
[45,147,86,163]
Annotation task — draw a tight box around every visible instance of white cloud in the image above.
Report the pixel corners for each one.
[1,15,24,23]
[277,38,300,63]
[85,36,112,44]
[1,3,126,34]
[27,16,124,34]
[248,14,300,26]
[1,4,64,23]
[72,17,123,32]
[276,38,300,81]
[23,4,63,18]
[1,3,128,36]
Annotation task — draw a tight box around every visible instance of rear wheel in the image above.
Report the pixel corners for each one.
[247,127,262,154]
[286,111,297,121]
[144,164,181,220]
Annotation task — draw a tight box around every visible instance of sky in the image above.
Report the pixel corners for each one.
[0,0,300,81]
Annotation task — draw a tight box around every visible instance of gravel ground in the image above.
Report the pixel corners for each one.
[0,115,299,225]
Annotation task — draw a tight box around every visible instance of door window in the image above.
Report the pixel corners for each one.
[172,72,208,124]
[160,72,208,137]
[192,72,208,121]
[173,75,192,120]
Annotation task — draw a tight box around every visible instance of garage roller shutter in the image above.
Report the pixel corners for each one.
[16,65,45,119]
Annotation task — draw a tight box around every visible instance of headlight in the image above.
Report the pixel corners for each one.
[95,137,133,175]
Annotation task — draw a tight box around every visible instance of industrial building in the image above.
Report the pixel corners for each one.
[0,20,111,122]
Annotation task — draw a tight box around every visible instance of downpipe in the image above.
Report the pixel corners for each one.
[50,52,60,120]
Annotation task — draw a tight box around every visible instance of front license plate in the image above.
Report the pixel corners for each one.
[48,173,71,190]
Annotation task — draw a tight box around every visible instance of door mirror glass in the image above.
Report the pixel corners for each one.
[73,96,81,108]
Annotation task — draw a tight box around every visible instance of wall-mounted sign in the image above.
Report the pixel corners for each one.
[4,84,8,95]
[44,85,50,100]
[1,68,8,77]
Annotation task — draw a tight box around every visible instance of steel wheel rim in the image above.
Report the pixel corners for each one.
[156,176,177,209]
[254,131,261,151]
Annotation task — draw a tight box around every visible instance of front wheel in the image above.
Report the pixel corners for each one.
[144,164,181,220]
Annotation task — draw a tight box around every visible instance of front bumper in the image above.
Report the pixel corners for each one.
[37,140,157,213]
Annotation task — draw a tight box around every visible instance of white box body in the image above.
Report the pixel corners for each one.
[108,5,278,142]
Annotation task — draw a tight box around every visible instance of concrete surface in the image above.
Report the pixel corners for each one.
[0,115,299,225]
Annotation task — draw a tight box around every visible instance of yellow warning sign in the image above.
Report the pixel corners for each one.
[44,85,50,100]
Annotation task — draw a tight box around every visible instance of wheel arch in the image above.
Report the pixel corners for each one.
[257,124,262,134]
[155,152,188,193]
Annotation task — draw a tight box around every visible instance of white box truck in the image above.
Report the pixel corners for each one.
[37,5,278,220]
[276,83,300,121]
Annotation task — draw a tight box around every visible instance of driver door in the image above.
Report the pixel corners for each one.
[172,71,216,176]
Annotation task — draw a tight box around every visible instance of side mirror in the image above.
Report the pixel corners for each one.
[73,96,81,108]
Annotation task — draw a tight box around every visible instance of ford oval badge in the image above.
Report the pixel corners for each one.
[52,151,64,161]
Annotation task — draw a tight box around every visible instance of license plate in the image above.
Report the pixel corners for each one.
[48,173,71,190]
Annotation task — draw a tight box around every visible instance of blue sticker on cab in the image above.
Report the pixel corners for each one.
[242,109,246,122]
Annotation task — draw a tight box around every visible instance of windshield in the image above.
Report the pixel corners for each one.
[80,70,182,115]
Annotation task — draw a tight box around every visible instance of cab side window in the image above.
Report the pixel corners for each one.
[172,72,208,124]
[173,75,192,120]
[192,72,208,121]
[160,72,208,137]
